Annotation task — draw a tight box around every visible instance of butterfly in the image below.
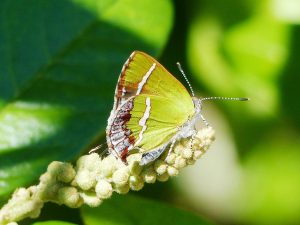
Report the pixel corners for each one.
[106,51,248,165]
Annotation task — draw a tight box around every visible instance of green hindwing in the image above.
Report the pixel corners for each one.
[127,94,194,152]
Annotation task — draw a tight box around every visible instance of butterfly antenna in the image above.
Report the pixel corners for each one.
[176,62,195,97]
[201,97,249,102]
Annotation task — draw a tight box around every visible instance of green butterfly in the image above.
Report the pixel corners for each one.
[106,51,247,165]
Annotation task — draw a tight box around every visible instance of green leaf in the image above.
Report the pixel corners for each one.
[187,0,290,118]
[81,194,214,225]
[236,135,300,225]
[32,221,78,225]
[0,0,173,201]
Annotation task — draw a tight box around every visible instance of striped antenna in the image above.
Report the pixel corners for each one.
[176,62,195,97]
[201,97,249,101]
[176,62,249,102]
[199,97,249,127]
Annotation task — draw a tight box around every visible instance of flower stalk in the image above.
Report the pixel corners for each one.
[0,126,215,225]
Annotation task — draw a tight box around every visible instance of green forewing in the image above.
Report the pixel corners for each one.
[116,51,195,111]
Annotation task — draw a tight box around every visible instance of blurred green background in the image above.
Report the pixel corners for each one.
[0,0,299,225]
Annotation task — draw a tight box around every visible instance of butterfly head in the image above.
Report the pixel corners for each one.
[192,97,202,114]
[191,96,249,127]
[189,97,206,127]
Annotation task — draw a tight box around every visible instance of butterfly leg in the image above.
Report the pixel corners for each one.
[99,148,109,158]
[89,144,110,158]
[167,139,177,157]
[189,130,197,151]
[200,113,210,127]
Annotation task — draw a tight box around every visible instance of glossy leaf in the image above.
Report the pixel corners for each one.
[32,221,78,225]
[237,135,300,225]
[0,0,173,201]
[187,0,290,118]
[81,194,214,225]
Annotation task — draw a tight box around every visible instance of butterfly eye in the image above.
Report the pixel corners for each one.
[192,97,202,112]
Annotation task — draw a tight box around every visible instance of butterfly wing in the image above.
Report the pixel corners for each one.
[107,51,195,160]
[112,51,193,110]
[127,94,186,149]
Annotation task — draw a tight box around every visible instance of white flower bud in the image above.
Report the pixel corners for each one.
[75,170,96,191]
[114,184,130,194]
[56,163,76,183]
[186,158,196,165]
[157,173,169,182]
[196,126,215,142]
[79,192,102,207]
[141,167,156,183]
[129,160,142,176]
[58,187,82,208]
[129,175,144,191]
[46,162,75,183]
[180,139,190,148]
[79,153,101,170]
[95,180,113,199]
[112,168,129,186]
[165,153,176,164]
[154,160,167,175]
[39,173,53,183]
[173,143,184,154]
[173,157,186,169]
[181,148,193,159]
[99,156,117,178]
[126,153,142,165]
[38,182,62,201]
[193,150,204,160]
[29,205,42,219]
[167,166,179,177]
[15,188,30,199]
[0,187,44,224]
